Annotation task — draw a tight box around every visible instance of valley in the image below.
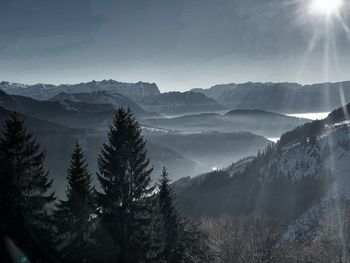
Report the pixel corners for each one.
[1,79,350,261]
[0,80,323,197]
[4,1,350,261]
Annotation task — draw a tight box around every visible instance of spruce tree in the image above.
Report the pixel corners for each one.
[157,167,184,263]
[0,112,56,262]
[96,107,153,263]
[156,168,204,263]
[54,143,96,262]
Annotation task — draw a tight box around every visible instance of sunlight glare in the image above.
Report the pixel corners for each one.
[309,0,343,16]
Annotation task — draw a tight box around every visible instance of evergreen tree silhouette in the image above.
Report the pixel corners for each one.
[96,108,153,263]
[157,167,184,262]
[156,167,203,263]
[54,143,96,262]
[0,112,56,262]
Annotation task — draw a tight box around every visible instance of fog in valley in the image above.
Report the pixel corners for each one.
[3,0,350,262]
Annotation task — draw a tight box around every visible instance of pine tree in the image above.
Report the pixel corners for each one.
[147,201,166,263]
[155,167,203,263]
[156,167,184,263]
[96,107,153,263]
[54,143,96,262]
[0,112,56,262]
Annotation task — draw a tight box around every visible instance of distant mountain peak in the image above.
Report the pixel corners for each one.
[0,79,161,101]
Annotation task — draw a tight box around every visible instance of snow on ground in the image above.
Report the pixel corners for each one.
[282,121,350,242]
[287,112,330,120]
[267,137,279,143]
[266,120,350,190]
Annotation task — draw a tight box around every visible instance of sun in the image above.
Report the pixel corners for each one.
[309,0,343,16]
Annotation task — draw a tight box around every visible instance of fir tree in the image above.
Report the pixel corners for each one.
[54,143,96,262]
[155,167,203,263]
[96,107,153,263]
[0,112,56,262]
[157,167,184,263]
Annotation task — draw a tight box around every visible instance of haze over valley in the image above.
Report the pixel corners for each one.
[0,78,348,198]
[3,1,350,262]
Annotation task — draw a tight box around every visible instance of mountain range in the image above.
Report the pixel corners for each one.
[4,80,350,115]
[192,81,350,113]
[0,80,224,115]
[0,80,160,102]
[3,78,350,207]
[0,89,278,197]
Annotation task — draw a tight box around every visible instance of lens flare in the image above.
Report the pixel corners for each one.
[309,0,343,16]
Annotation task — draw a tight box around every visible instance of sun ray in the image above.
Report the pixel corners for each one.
[296,32,320,82]
[335,13,350,43]
[323,17,331,82]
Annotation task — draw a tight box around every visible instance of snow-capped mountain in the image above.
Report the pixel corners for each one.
[0,79,161,102]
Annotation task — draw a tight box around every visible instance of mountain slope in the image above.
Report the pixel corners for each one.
[174,105,350,219]
[0,106,90,196]
[50,91,156,117]
[0,80,226,115]
[190,83,237,100]
[213,81,350,113]
[140,91,226,115]
[0,79,161,102]
[0,105,199,197]
[0,90,155,128]
[145,131,271,176]
[143,109,309,138]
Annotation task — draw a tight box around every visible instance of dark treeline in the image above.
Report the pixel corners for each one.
[176,143,333,220]
[279,104,350,148]
[0,108,208,263]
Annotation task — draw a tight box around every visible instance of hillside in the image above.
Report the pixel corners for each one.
[50,91,157,117]
[190,83,237,100]
[174,105,350,219]
[140,91,226,115]
[0,90,156,128]
[145,131,271,175]
[0,106,201,197]
[143,109,309,138]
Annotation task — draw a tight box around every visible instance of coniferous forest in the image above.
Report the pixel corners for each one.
[3,105,350,263]
[0,109,207,263]
[4,1,350,262]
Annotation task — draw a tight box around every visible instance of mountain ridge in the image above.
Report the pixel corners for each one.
[0,79,161,102]
[173,103,350,220]
[192,81,350,113]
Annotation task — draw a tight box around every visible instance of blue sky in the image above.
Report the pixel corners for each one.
[1,0,350,91]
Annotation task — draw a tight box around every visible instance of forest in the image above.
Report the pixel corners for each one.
[1,107,350,263]
[0,108,207,263]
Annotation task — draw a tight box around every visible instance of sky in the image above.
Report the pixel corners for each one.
[1,0,350,92]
